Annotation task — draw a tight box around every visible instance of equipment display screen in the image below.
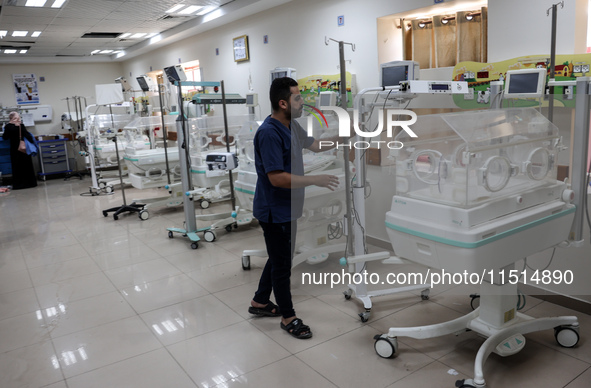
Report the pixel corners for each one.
[382,66,408,87]
[507,73,540,94]
[136,77,149,92]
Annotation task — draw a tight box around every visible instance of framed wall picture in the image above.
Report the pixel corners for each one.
[233,35,249,62]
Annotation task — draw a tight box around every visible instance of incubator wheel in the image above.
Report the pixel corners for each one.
[204,230,216,242]
[242,255,251,270]
[233,223,238,229]
[455,379,477,388]
[555,326,579,348]
[191,242,199,249]
[225,224,233,233]
[98,181,106,188]
[343,289,352,300]
[373,335,397,358]
[470,294,481,310]
[200,200,210,209]
[102,211,108,217]
[105,186,114,194]
[168,231,174,238]
[421,289,430,300]
[139,210,149,220]
[359,311,370,323]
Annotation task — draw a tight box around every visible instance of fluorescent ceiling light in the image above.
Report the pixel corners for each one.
[91,49,100,54]
[12,31,28,37]
[99,50,113,54]
[0,31,7,38]
[196,6,217,16]
[51,0,66,8]
[116,51,126,58]
[20,50,28,54]
[31,31,42,38]
[5,49,17,54]
[149,35,162,45]
[131,33,146,39]
[179,5,202,14]
[25,0,47,6]
[165,4,185,13]
[120,33,131,38]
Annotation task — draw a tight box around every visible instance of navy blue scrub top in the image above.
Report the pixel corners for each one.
[253,116,314,223]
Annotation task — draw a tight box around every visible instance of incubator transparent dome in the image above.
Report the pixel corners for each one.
[392,108,561,208]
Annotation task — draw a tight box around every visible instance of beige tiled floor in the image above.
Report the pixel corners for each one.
[0,178,590,388]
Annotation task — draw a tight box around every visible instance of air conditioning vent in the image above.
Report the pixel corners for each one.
[81,32,123,39]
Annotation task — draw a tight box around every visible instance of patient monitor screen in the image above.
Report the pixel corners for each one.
[382,66,408,87]
[507,73,540,95]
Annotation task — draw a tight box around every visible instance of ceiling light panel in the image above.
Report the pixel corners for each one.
[31,31,42,37]
[51,0,66,8]
[25,0,47,7]
[12,31,29,37]
[166,4,185,14]
[179,5,203,14]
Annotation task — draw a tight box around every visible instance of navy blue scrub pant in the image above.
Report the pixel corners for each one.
[253,220,297,319]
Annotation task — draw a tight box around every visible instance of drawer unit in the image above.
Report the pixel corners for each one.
[38,138,71,179]
[0,138,11,176]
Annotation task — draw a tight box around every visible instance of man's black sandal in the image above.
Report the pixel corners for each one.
[280,318,313,339]
[248,301,281,317]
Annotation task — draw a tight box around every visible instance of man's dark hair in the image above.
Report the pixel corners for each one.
[269,77,298,112]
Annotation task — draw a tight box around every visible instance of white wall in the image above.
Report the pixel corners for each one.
[0,63,124,135]
[488,0,587,62]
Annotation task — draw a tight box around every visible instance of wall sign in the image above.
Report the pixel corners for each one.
[13,74,40,105]
[233,35,249,62]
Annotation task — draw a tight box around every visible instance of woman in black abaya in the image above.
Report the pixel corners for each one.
[2,111,37,190]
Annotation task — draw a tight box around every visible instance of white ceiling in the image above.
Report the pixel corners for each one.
[0,0,287,63]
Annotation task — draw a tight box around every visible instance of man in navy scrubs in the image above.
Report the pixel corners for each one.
[249,77,344,339]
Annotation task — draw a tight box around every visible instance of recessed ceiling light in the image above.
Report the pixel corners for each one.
[12,31,29,37]
[20,50,28,54]
[31,31,42,38]
[179,5,202,14]
[5,49,17,54]
[99,50,113,54]
[196,6,217,16]
[165,4,185,14]
[120,33,131,38]
[25,0,47,7]
[51,0,66,8]
[0,31,7,38]
[91,50,100,54]
[131,33,146,39]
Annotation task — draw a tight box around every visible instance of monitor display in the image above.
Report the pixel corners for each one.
[136,76,150,92]
[272,71,287,80]
[246,94,254,104]
[382,66,408,87]
[503,68,546,99]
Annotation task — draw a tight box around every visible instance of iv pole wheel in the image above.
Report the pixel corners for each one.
[242,255,251,270]
[102,211,108,217]
[373,335,397,358]
[204,230,216,242]
[113,215,118,220]
[200,200,210,209]
[168,231,174,238]
[359,311,370,323]
[554,325,579,348]
[420,288,430,300]
[139,210,149,220]
[191,242,199,249]
[343,289,352,300]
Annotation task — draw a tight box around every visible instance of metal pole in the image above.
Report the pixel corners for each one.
[109,104,127,205]
[158,84,171,185]
[338,41,354,258]
[221,80,236,209]
[548,3,558,123]
[570,78,590,243]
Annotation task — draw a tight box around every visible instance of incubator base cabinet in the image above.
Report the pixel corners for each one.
[38,139,72,180]
[377,108,579,388]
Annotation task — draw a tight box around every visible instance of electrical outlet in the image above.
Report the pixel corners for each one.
[574,65,582,73]
[464,88,475,100]
[582,64,590,73]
